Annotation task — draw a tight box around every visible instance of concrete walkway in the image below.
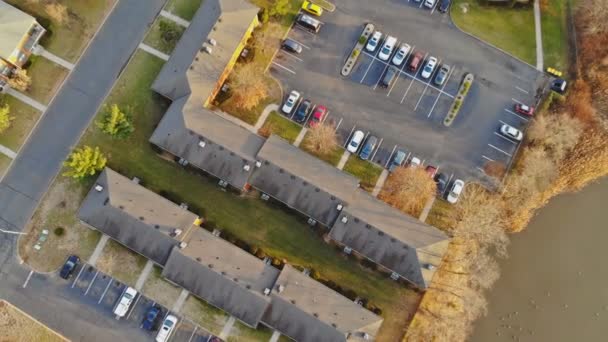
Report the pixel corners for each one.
[134,260,154,290]
[138,43,169,61]
[269,330,281,342]
[0,144,17,159]
[34,46,75,70]
[88,234,109,266]
[219,316,236,340]
[254,103,279,131]
[293,127,307,147]
[6,88,46,112]
[215,110,256,133]
[534,0,544,71]
[336,151,350,170]
[160,10,190,28]
[418,196,436,223]
[371,169,389,197]
[172,289,189,313]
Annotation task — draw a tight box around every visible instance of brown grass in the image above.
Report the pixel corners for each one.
[0,300,67,342]
[96,239,147,285]
[141,266,182,309]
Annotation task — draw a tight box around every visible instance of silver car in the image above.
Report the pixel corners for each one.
[392,43,411,66]
[447,179,464,204]
[500,124,523,141]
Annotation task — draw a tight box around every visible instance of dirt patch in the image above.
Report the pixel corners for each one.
[141,265,182,309]
[0,300,67,341]
[96,239,147,285]
[19,176,100,272]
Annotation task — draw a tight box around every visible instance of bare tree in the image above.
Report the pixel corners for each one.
[228,63,268,110]
[7,68,31,92]
[303,122,338,157]
[379,167,436,216]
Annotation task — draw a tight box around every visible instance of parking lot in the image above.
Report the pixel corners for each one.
[66,263,217,342]
[270,0,548,188]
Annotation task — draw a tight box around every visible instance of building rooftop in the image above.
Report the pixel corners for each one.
[262,265,383,342]
[329,191,449,288]
[78,168,198,265]
[161,228,280,327]
[0,1,36,59]
[249,135,360,226]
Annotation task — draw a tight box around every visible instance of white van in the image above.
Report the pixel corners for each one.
[378,36,397,61]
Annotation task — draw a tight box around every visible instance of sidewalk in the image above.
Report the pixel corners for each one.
[534,0,544,71]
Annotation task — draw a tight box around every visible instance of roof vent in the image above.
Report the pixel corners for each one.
[341,216,348,224]
[208,38,217,46]
[94,184,104,192]
[277,284,285,293]
[208,264,214,268]
[203,45,213,54]
[336,204,343,211]
[255,161,262,168]
[243,164,251,171]
[343,246,352,254]
[196,257,202,262]
[172,229,183,237]
[425,264,436,271]
[198,140,206,148]
[179,242,187,249]
[363,333,371,340]
[390,272,400,281]
[313,313,319,318]
[179,203,188,210]
[212,229,221,237]
[260,193,270,201]
[263,288,271,296]
[131,177,140,184]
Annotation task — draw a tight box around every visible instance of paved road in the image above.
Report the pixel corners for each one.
[0,0,166,341]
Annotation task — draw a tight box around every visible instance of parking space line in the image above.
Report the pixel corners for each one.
[488,144,512,156]
[370,138,383,161]
[271,61,296,74]
[126,294,141,320]
[360,58,375,84]
[187,326,198,342]
[71,265,86,288]
[400,76,417,104]
[98,278,113,304]
[427,66,454,118]
[442,173,454,198]
[293,24,317,37]
[286,37,310,49]
[493,131,517,144]
[385,145,397,168]
[511,98,524,105]
[373,63,389,90]
[84,270,99,296]
[280,51,303,62]
[386,72,401,96]
[430,2,438,14]
[504,108,529,122]
[515,86,529,94]
[419,0,424,8]
[414,57,442,111]
[344,125,356,148]
[334,117,343,131]
[22,270,34,288]
[477,167,486,173]
[482,155,495,162]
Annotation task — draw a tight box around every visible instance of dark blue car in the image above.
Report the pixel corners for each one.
[359,136,378,161]
[142,306,161,331]
[59,255,80,279]
[293,99,312,122]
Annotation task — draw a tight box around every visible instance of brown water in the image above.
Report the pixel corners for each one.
[470,177,608,342]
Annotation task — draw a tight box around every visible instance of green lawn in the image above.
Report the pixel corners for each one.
[143,17,186,55]
[258,111,303,143]
[0,95,42,151]
[0,154,11,180]
[227,322,274,342]
[541,0,569,71]
[25,56,69,104]
[299,132,344,166]
[164,0,203,21]
[5,0,117,62]
[451,0,536,65]
[343,156,383,192]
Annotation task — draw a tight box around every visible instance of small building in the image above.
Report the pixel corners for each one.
[161,228,280,328]
[0,1,45,87]
[329,191,449,289]
[248,135,361,227]
[261,265,384,342]
[78,168,199,265]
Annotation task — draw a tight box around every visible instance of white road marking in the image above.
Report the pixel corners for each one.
[430,2,438,14]
[360,59,375,84]
[414,57,441,111]
[98,278,113,304]
[387,70,401,97]
[443,172,455,197]
[385,145,398,168]
[494,131,518,144]
[400,76,417,104]
[370,138,383,161]
[334,117,343,131]
[344,125,357,148]
[84,270,99,296]
[286,37,310,49]
[126,294,141,320]
[280,51,303,62]
[515,86,529,94]
[419,0,424,8]
[373,62,389,90]
[511,98,524,105]
[427,66,455,118]
[188,326,198,342]
[488,144,513,156]
[271,62,296,74]
[477,167,486,173]
[293,24,318,37]
[504,108,529,121]
[22,270,34,288]
[72,265,86,288]
[482,155,495,162]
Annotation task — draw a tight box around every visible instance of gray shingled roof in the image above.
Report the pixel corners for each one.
[329,191,449,288]
[248,135,360,226]
[161,228,280,328]
[149,97,265,189]
[78,168,198,265]
[262,265,383,342]
[0,1,35,59]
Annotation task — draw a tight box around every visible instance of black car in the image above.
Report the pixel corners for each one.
[293,99,312,122]
[438,0,451,13]
[551,78,567,94]
[60,255,80,279]
[434,173,449,194]
[380,66,399,88]
[281,39,303,54]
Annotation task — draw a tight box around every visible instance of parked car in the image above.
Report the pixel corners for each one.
[434,64,450,86]
[551,78,567,94]
[378,36,397,61]
[366,31,383,52]
[296,13,322,33]
[424,0,437,9]
[389,150,407,172]
[308,105,327,127]
[380,66,399,88]
[408,51,424,72]
[409,156,421,167]
[438,0,451,13]
[359,136,378,160]
[281,39,302,54]
[114,287,138,318]
[514,103,535,116]
[294,99,312,122]
[425,165,438,178]
[301,0,323,16]
[421,56,438,79]
[392,43,411,66]
[155,315,178,342]
[434,173,449,193]
[347,130,365,153]
[500,124,523,141]
[447,179,464,204]
[281,90,301,114]
[142,306,161,331]
[59,255,80,280]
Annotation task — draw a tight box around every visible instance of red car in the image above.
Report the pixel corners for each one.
[514,103,535,116]
[308,105,327,127]
[425,165,437,178]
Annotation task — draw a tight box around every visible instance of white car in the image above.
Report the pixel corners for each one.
[378,36,397,61]
[281,90,301,114]
[347,130,365,153]
[447,179,464,204]
[366,31,382,52]
[421,57,438,79]
[392,43,411,66]
[424,0,437,8]
[113,287,137,318]
[500,124,523,141]
[155,315,178,342]
[409,156,421,167]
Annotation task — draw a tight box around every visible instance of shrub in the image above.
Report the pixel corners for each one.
[63,146,107,179]
[159,20,181,45]
[96,104,134,139]
[358,35,367,45]
[0,104,13,134]
[258,8,269,24]
[351,49,360,58]
[53,227,65,237]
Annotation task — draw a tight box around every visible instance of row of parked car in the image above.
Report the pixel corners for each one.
[282,90,328,127]
[414,0,452,12]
